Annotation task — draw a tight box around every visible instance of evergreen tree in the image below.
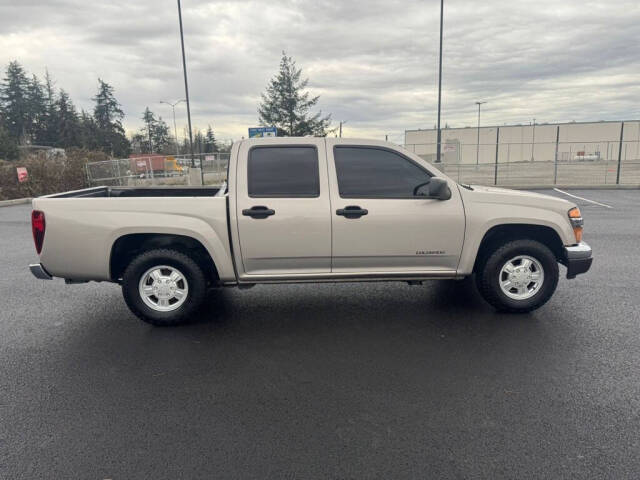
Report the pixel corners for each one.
[153,116,171,153]
[137,107,172,154]
[0,61,30,142]
[55,89,80,148]
[193,129,204,154]
[42,69,58,146]
[27,74,48,143]
[0,120,18,160]
[141,107,156,153]
[258,52,332,136]
[92,78,129,157]
[204,125,217,153]
[79,109,99,151]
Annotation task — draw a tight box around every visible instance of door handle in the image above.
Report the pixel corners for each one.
[336,205,368,219]
[242,206,275,219]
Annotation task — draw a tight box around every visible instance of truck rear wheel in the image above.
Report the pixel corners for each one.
[476,239,559,313]
[122,248,206,326]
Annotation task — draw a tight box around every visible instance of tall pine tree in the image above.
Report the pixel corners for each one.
[55,89,80,148]
[204,125,217,153]
[258,53,332,136]
[1,61,30,142]
[42,69,58,146]
[27,74,48,143]
[92,78,129,157]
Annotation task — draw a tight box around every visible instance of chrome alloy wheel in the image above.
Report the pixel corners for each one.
[138,265,189,312]
[499,255,544,300]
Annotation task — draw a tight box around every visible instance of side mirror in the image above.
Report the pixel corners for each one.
[428,177,451,200]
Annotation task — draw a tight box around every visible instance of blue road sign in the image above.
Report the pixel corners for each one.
[248,126,278,138]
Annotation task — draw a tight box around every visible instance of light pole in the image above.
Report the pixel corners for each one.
[160,99,185,156]
[177,0,195,168]
[531,118,536,161]
[436,0,444,164]
[339,120,347,138]
[475,101,486,165]
[145,113,153,154]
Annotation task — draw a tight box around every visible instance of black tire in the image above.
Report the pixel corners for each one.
[476,239,559,313]
[122,248,206,326]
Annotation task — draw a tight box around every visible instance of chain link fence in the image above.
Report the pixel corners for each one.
[85,153,230,187]
[403,140,640,186]
[85,139,640,189]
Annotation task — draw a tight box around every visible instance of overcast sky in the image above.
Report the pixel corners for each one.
[1,0,639,143]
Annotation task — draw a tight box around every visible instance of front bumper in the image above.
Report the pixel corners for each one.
[29,263,52,280]
[563,242,593,279]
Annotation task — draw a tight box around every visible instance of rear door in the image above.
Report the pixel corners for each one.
[326,139,465,273]
[235,138,332,276]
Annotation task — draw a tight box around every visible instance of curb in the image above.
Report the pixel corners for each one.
[0,197,32,207]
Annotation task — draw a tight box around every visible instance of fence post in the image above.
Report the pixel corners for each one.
[616,121,624,184]
[553,125,560,184]
[115,159,122,186]
[494,127,499,185]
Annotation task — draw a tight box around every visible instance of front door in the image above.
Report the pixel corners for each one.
[235,139,332,276]
[326,140,465,273]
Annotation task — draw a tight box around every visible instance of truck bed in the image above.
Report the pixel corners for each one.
[32,186,234,282]
[48,186,222,198]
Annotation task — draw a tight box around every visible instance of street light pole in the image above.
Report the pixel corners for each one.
[436,0,444,164]
[146,115,153,154]
[339,120,347,138]
[177,0,195,168]
[531,118,536,161]
[475,101,486,165]
[160,99,185,156]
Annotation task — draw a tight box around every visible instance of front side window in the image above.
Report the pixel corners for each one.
[334,147,432,198]
[248,146,320,197]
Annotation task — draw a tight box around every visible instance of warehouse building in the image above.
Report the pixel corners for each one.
[404,120,640,165]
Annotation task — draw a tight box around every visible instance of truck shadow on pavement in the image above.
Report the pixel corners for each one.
[182,277,540,336]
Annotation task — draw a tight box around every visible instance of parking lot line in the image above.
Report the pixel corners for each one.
[553,188,613,209]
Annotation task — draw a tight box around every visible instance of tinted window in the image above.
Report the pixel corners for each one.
[334,147,432,197]
[248,146,320,197]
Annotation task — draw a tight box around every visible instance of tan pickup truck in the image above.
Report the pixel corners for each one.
[29,137,592,325]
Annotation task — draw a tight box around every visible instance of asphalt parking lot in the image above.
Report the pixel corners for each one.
[1,189,639,479]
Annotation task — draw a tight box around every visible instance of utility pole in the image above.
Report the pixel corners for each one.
[160,99,185,156]
[475,101,486,165]
[436,0,444,164]
[177,0,195,168]
[531,118,536,161]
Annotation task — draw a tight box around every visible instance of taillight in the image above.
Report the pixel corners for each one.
[31,210,46,254]
[568,207,583,243]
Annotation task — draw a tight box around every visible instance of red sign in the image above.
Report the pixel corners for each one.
[17,167,28,183]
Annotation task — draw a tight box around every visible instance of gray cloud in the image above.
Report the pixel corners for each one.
[1,0,639,144]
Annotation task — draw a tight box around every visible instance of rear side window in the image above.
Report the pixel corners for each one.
[248,146,319,197]
[334,147,432,198]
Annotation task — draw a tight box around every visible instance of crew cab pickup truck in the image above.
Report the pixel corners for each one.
[29,137,592,326]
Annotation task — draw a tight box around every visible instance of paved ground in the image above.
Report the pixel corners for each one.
[1,190,639,479]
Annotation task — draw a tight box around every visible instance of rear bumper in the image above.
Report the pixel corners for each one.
[29,263,52,280]
[563,242,593,279]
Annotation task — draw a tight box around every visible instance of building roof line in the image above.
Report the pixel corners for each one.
[405,119,640,134]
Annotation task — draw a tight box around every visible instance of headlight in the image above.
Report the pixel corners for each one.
[568,207,583,243]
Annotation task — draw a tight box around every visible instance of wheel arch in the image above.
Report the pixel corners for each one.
[110,233,219,285]
[472,223,564,273]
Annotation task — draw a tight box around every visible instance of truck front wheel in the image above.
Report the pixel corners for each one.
[476,239,559,313]
[122,248,206,326]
